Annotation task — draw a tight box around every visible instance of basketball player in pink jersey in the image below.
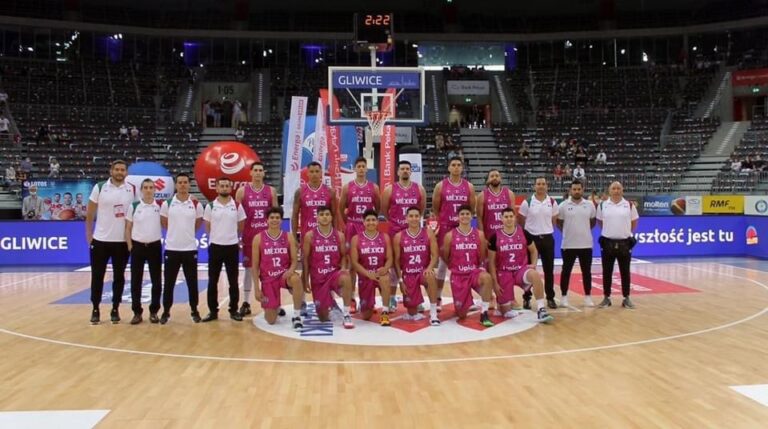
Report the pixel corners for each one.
[236,161,278,317]
[381,160,426,311]
[488,208,554,323]
[302,206,355,328]
[350,210,393,326]
[442,205,494,327]
[432,157,476,311]
[340,157,380,314]
[393,207,441,326]
[476,169,516,240]
[251,207,305,330]
[291,161,340,241]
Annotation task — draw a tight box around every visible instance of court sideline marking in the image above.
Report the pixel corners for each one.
[0,263,766,365]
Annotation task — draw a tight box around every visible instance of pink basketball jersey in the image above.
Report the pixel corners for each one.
[448,227,481,274]
[495,227,529,272]
[258,230,290,280]
[357,231,386,272]
[438,178,471,227]
[399,228,431,276]
[243,184,273,236]
[300,183,332,236]
[482,187,511,239]
[346,180,376,224]
[388,182,422,234]
[309,228,342,281]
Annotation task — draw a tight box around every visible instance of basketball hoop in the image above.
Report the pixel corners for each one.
[363,109,393,138]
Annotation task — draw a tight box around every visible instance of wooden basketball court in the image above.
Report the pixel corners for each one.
[2,257,768,428]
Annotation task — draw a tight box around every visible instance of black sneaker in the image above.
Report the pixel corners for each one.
[523,298,531,310]
[201,313,218,322]
[130,313,142,325]
[90,308,100,325]
[110,308,120,324]
[292,317,303,331]
[239,302,252,317]
[149,313,160,324]
[278,308,287,317]
[230,311,243,322]
[547,299,558,309]
[598,297,612,308]
[537,308,554,323]
[480,311,494,327]
[160,313,170,324]
[191,311,202,323]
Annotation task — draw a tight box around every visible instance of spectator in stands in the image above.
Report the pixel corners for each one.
[19,157,33,179]
[519,144,531,160]
[730,155,742,172]
[204,100,213,127]
[436,133,445,151]
[575,147,589,166]
[0,113,9,141]
[3,164,15,188]
[119,125,129,140]
[553,163,564,180]
[741,156,754,172]
[548,139,558,158]
[22,185,43,220]
[558,139,567,157]
[445,135,456,150]
[49,157,61,179]
[232,100,243,128]
[235,127,245,141]
[595,150,607,164]
[563,164,572,178]
[130,125,140,142]
[36,125,49,145]
[573,164,586,181]
[448,106,461,129]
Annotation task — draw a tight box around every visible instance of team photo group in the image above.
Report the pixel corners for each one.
[85,154,639,332]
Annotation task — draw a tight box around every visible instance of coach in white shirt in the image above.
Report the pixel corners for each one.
[125,179,163,325]
[160,173,204,324]
[556,180,596,307]
[518,176,559,309]
[202,177,246,322]
[85,160,136,325]
[596,181,639,309]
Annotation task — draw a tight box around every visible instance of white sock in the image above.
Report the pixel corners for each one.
[430,303,437,318]
[242,270,252,304]
[536,299,546,310]
[481,301,489,312]
[293,309,300,318]
[342,307,350,317]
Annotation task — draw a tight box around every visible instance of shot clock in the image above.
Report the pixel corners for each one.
[354,13,394,44]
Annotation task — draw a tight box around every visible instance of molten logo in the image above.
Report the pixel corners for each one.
[154,178,166,192]
[220,152,245,175]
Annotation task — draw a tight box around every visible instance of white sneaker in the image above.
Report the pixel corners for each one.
[469,299,481,311]
[411,313,425,321]
[560,296,569,308]
[493,309,503,317]
[503,310,519,319]
[583,296,595,307]
[402,313,413,321]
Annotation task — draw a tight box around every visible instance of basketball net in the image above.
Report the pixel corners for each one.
[364,109,393,139]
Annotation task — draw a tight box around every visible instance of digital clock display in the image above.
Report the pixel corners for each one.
[354,13,394,44]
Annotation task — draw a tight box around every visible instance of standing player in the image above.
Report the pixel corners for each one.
[85,160,136,324]
[432,157,476,311]
[251,207,305,330]
[518,177,559,309]
[202,177,247,322]
[125,179,163,325]
[381,160,426,310]
[476,169,516,240]
[350,210,392,326]
[236,161,277,317]
[488,208,554,322]
[291,161,340,240]
[393,207,441,325]
[302,206,355,328]
[340,157,380,313]
[160,173,204,324]
[441,205,494,327]
[557,180,596,307]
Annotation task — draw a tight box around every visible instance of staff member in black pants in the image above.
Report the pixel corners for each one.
[160,173,204,324]
[85,159,136,325]
[518,177,559,309]
[125,179,162,325]
[202,177,246,322]
[556,180,596,308]
[596,181,639,309]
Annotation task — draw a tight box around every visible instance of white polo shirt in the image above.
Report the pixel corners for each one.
[597,198,639,239]
[203,198,247,246]
[126,199,162,243]
[558,198,596,249]
[161,195,204,251]
[89,179,136,242]
[519,194,559,235]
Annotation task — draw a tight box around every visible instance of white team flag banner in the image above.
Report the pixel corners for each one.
[283,96,308,216]
[313,97,328,170]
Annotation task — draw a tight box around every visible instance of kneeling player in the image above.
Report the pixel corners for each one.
[393,207,440,325]
[350,210,393,326]
[488,208,553,323]
[302,206,355,329]
[251,207,306,330]
[442,205,494,327]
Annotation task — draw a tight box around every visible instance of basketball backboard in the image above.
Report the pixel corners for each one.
[327,66,426,127]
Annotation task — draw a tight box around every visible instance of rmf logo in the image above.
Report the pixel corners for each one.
[709,199,730,208]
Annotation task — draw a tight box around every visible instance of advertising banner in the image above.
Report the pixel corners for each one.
[703,195,744,214]
[685,196,703,215]
[446,80,490,95]
[639,195,686,216]
[22,180,94,221]
[744,196,768,216]
[282,96,308,214]
[732,69,768,86]
[745,216,768,258]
